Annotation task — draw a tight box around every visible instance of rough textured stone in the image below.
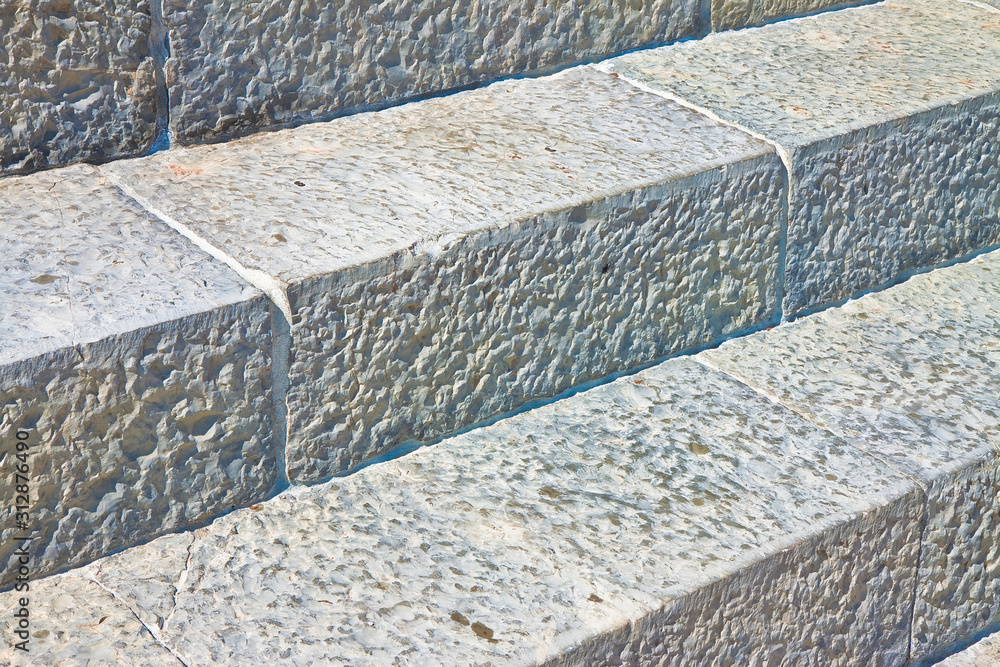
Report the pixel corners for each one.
[105,67,786,484]
[711,0,874,31]
[89,358,920,665]
[0,166,277,589]
[700,250,1000,664]
[0,0,159,175]
[606,0,1000,316]
[162,0,701,144]
[935,627,1000,667]
[0,574,181,665]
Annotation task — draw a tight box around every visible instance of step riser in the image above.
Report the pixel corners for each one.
[912,460,1000,663]
[286,158,786,481]
[550,492,922,666]
[786,95,1000,316]
[0,302,278,591]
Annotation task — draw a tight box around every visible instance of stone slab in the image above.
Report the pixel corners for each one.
[606,0,1000,316]
[711,0,875,31]
[161,0,701,144]
[0,1,159,175]
[105,67,787,484]
[0,165,278,589]
[0,573,181,665]
[87,357,921,665]
[700,249,1000,663]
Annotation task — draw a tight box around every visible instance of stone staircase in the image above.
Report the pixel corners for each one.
[2,0,999,664]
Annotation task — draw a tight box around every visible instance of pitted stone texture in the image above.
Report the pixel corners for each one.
[0,166,277,589]
[712,0,874,31]
[0,574,181,666]
[105,68,785,483]
[936,627,1000,666]
[0,1,158,175]
[607,0,1000,316]
[700,250,1000,663]
[162,0,700,144]
[91,358,920,666]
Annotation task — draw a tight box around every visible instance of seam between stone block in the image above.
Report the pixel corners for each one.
[692,354,928,490]
[86,572,192,666]
[592,63,794,324]
[148,0,172,154]
[691,353,934,665]
[99,165,292,490]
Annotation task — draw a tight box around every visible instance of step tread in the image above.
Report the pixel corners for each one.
[0,165,260,365]
[105,67,772,284]
[608,0,1000,146]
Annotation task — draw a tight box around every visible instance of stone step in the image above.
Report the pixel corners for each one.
[3,0,1000,590]
[0,166,280,590]
[3,247,998,665]
[605,0,1000,318]
[102,66,786,486]
[1,0,879,176]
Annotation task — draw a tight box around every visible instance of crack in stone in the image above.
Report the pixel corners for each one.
[86,569,192,667]
[162,533,197,634]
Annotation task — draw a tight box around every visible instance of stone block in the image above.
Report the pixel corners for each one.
[0,165,277,589]
[162,0,702,144]
[104,67,787,483]
[89,358,921,665]
[0,0,159,175]
[607,0,1000,317]
[701,249,1000,663]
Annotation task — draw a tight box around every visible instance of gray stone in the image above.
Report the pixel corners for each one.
[161,0,701,144]
[606,0,1000,317]
[0,574,182,665]
[0,0,159,175]
[90,358,921,665]
[711,0,875,31]
[700,249,1000,663]
[0,165,277,589]
[103,67,787,484]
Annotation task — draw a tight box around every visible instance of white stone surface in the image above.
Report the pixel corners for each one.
[0,166,278,588]
[606,0,1000,316]
[161,0,701,144]
[104,67,786,484]
[0,1,159,175]
[701,249,1000,663]
[85,358,921,665]
[0,573,181,666]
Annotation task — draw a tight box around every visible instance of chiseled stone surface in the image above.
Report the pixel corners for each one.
[606,0,1000,316]
[90,358,920,665]
[712,0,874,31]
[105,68,786,484]
[161,0,701,144]
[0,574,181,666]
[0,1,159,175]
[701,250,1000,664]
[935,627,1000,666]
[0,166,277,589]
